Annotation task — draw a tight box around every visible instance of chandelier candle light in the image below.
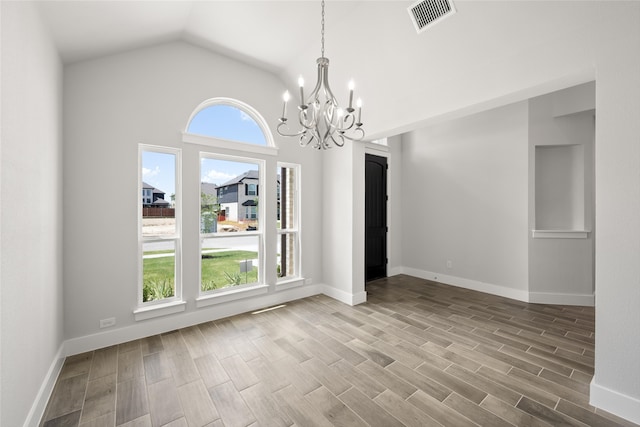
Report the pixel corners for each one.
[277,0,365,149]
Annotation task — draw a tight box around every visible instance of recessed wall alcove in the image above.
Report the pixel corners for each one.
[534,144,587,238]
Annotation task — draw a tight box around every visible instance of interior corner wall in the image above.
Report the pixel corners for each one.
[527,87,595,306]
[322,142,362,304]
[62,41,325,349]
[323,139,397,305]
[399,101,529,300]
[1,2,64,426]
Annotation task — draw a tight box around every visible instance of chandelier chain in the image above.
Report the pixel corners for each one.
[321,0,325,58]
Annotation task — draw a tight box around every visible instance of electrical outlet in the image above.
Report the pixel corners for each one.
[100,317,116,329]
[305,278,312,285]
[446,260,452,269]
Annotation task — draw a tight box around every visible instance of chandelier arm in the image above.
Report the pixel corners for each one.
[321,99,340,140]
[330,132,346,147]
[337,126,365,142]
[299,132,315,148]
[336,113,356,132]
[277,121,308,138]
[298,105,319,131]
[308,61,324,103]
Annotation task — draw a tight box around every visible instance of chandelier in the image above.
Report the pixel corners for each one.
[277,0,365,150]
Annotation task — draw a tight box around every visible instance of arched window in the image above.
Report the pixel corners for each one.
[184,98,276,154]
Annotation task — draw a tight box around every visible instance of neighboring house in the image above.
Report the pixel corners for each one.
[216,170,259,222]
[142,181,169,207]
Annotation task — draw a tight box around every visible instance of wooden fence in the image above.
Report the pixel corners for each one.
[143,207,175,218]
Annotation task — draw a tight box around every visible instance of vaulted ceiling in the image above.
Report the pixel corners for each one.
[37,1,369,72]
[35,1,606,138]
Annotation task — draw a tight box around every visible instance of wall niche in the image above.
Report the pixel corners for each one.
[534,144,585,233]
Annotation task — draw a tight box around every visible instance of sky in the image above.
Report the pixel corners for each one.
[142,105,264,198]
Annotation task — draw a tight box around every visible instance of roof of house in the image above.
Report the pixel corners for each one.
[219,170,259,187]
[142,181,165,195]
[152,198,170,206]
[201,182,217,197]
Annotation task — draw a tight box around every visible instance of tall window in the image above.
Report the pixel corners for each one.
[200,155,263,293]
[277,163,300,281]
[139,146,181,304]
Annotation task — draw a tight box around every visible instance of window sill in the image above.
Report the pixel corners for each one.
[196,283,269,308]
[276,277,305,290]
[134,300,186,321]
[532,230,591,239]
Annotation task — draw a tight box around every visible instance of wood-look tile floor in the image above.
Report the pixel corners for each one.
[41,275,638,427]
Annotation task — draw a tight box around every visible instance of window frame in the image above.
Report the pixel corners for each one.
[183,98,278,156]
[246,183,258,196]
[277,162,301,283]
[136,145,183,312]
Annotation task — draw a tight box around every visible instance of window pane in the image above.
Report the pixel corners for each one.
[277,164,299,282]
[201,157,260,232]
[143,240,176,302]
[188,104,266,146]
[201,235,259,291]
[142,151,176,237]
[277,233,297,279]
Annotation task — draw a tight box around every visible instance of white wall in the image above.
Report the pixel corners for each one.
[63,41,325,350]
[591,6,640,421]
[0,2,64,426]
[528,86,595,305]
[400,101,530,299]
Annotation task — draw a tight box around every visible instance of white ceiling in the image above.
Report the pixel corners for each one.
[37,1,369,73]
[34,1,606,138]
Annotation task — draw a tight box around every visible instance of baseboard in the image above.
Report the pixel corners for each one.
[528,291,594,306]
[591,379,640,425]
[322,285,367,306]
[23,344,65,427]
[396,267,594,306]
[388,266,403,277]
[64,281,373,356]
[399,267,530,303]
[64,284,323,356]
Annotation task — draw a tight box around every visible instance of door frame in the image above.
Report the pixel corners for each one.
[363,144,392,283]
[365,153,388,281]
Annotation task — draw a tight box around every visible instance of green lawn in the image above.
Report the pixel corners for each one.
[201,250,258,291]
[143,255,176,301]
[143,250,258,301]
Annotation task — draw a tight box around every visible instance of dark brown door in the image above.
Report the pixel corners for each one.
[365,154,387,281]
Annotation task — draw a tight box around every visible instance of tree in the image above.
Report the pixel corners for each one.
[201,192,219,214]
[201,192,219,233]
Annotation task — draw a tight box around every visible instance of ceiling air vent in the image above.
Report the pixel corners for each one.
[408,0,456,34]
